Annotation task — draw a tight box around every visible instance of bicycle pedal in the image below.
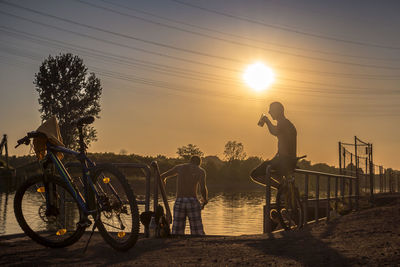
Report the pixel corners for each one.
[77,218,92,228]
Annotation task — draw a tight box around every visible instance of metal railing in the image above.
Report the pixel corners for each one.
[264,168,400,233]
[264,168,357,234]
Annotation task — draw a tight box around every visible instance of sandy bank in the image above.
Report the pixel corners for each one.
[0,196,399,266]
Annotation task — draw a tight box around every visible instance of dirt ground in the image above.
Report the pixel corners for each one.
[0,196,399,266]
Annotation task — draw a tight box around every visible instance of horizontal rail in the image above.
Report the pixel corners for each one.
[294,169,356,179]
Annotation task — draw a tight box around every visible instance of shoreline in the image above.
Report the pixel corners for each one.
[1,197,399,266]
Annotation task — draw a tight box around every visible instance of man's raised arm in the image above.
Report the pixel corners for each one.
[160,166,178,184]
[264,116,278,136]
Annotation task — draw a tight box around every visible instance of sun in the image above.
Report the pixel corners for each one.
[243,62,275,92]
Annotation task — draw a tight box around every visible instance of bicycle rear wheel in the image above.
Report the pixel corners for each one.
[275,183,304,231]
[14,175,86,248]
[91,164,139,251]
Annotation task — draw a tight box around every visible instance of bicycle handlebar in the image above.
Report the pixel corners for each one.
[15,131,46,148]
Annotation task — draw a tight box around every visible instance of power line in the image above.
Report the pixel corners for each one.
[2,26,399,97]
[76,0,400,66]
[169,0,400,50]
[1,43,399,116]
[2,1,400,71]
[2,39,400,104]
[1,9,399,82]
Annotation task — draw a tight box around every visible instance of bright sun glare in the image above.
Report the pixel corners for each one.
[243,62,275,92]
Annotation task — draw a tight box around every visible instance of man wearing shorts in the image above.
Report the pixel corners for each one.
[161,155,208,235]
[250,102,297,188]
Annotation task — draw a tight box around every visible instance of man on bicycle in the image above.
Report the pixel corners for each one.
[250,101,297,188]
[161,155,208,235]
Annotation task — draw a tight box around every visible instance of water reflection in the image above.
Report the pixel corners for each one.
[1,188,270,236]
[139,192,268,236]
[0,192,9,235]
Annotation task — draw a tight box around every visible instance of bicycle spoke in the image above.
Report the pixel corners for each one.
[14,175,85,248]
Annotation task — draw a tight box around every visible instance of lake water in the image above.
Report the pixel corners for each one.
[0,187,269,236]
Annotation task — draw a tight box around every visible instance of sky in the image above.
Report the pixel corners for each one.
[0,0,399,169]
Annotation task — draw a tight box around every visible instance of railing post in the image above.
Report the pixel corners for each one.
[397,173,400,193]
[304,174,309,226]
[315,175,320,222]
[355,137,359,210]
[263,167,271,234]
[327,176,331,221]
[380,169,382,193]
[152,162,159,212]
[369,144,374,200]
[335,176,338,210]
[349,177,353,210]
[355,161,360,210]
[382,168,385,193]
[389,170,393,193]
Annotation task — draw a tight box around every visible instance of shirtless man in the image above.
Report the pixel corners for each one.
[161,155,208,235]
[250,102,297,188]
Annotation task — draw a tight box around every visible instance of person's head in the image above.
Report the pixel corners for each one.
[190,155,201,166]
[268,102,285,120]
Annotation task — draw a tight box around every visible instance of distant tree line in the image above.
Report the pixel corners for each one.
[6,140,380,193]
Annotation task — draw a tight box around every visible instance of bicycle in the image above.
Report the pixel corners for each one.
[13,116,139,251]
[270,155,306,231]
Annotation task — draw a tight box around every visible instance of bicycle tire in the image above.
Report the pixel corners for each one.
[91,163,139,251]
[275,182,304,231]
[14,174,86,248]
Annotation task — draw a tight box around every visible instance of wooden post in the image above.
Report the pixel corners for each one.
[263,166,271,234]
[365,157,368,195]
[355,137,359,210]
[379,166,383,193]
[342,148,346,201]
[337,142,341,211]
[369,144,374,199]
[327,176,331,221]
[350,154,353,175]
[315,175,320,222]
[304,174,309,226]
[384,169,386,193]
[338,142,342,174]
[349,178,353,210]
[335,176,338,210]
[153,162,159,213]
[397,173,400,193]
[4,135,9,169]
[349,153,353,208]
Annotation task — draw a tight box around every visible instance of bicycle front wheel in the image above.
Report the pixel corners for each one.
[91,164,139,251]
[275,183,304,231]
[14,175,86,248]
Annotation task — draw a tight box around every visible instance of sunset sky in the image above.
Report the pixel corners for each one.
[1,0,399,169]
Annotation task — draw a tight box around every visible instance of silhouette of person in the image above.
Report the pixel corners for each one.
[161,155,208,235]
[250,102,297,188]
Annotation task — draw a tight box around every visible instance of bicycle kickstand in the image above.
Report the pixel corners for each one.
[83,215,99,253]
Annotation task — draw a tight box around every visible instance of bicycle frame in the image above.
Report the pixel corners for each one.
[44,142,99,217]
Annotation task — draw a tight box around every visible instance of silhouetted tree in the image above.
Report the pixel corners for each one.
[223,140,246,162]
[176,144,204,160]
[34,53,102,149]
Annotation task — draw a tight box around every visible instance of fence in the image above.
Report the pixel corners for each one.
[263,136,400,234]
[263,169,356,233]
